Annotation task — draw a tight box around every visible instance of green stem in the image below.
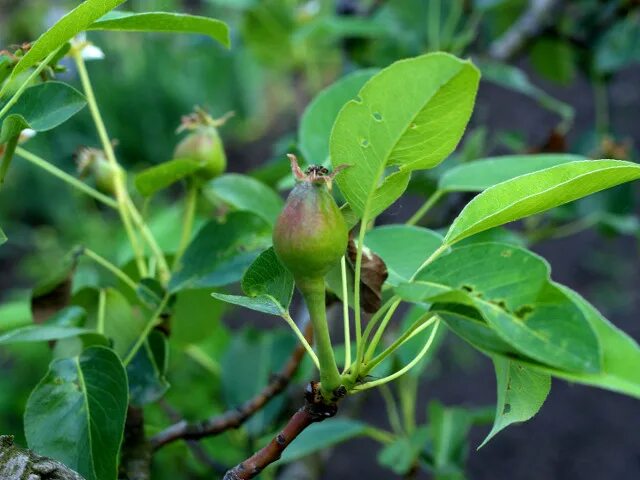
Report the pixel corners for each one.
[281,312,320,370]
[72,49,149,278]
[123,295,169,366]
[379,384,405,435]
[97,288,107,335]
[16,147,118,209]
[83,247,139,293]
[173,182,198,269]
[0,48,59,115]
[406,190,443,226]
[340,256,351,372]
[363,426,395,445]
[185,345,221,377]
[352,319,441,392]
[365,315,437,373]
[0,133,19,184]
[351,217,368,377]
[364,298,402,362]
[298,277,341,401]
[361,296,400,347]
[126,197,171,283]
[399,376,417,434]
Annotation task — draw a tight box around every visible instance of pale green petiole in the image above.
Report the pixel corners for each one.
[281,311,320,370]
[352,318,441,392]
[340,255,351,372]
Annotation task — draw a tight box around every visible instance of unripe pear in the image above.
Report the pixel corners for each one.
[273,156,348,283]
[173,126,226,181]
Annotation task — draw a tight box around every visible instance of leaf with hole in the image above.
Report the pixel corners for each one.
[24,346,128,480]
[444,160,640,245]
[212,247,294,315]
[403,243,601,373]
[331,53,479,219]
[479,358,550,448]
[526,285,640,399]
[88,11,230,47]
[299,69,376,166]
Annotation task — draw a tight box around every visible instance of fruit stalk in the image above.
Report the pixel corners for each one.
[298,276,342,400]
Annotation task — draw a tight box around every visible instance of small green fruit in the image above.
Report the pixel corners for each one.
[76,147,121,195]
[173,126,227,181]
[273,156,348,282]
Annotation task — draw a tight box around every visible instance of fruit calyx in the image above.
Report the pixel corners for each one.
[287,153,348,191]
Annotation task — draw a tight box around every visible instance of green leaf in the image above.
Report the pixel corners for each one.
[0,295,33,332]
[24,346,128,480]
[0,82,86,143]
[365,225,443,285]
[438,154,583,193]
[530,37,576,85]
[0,226,6,246]
[428,401,473,477]
[88,11,230,48]
[0,325,93,345]
[331,53,479,219]
[205,174,284,226]
[299,69,376,166]
[212,247,294,315]
[444,160,640,245]
[1,82,85,181]
[169,211,272,293]
[221,329,295,435]
[279,419,368,463]
[127,330,170,406]
[378,426,430,475]
[595,13,640,74]
[73,288,145,359]
[529,285,640,398]
[406,243,601,373]
[479,358,550,448]
[172,289,225,345]
[134,158,202,197]
[1,0,127,94]
[435,305,518,358]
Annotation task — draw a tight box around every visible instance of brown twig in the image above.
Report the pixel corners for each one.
[119,407,152,480]
[223,382,338,480]
[150,324,313,450]
[489,0,563,61]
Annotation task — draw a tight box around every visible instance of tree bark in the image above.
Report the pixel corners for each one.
[0,435,85,480]
[222,382,338,480]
